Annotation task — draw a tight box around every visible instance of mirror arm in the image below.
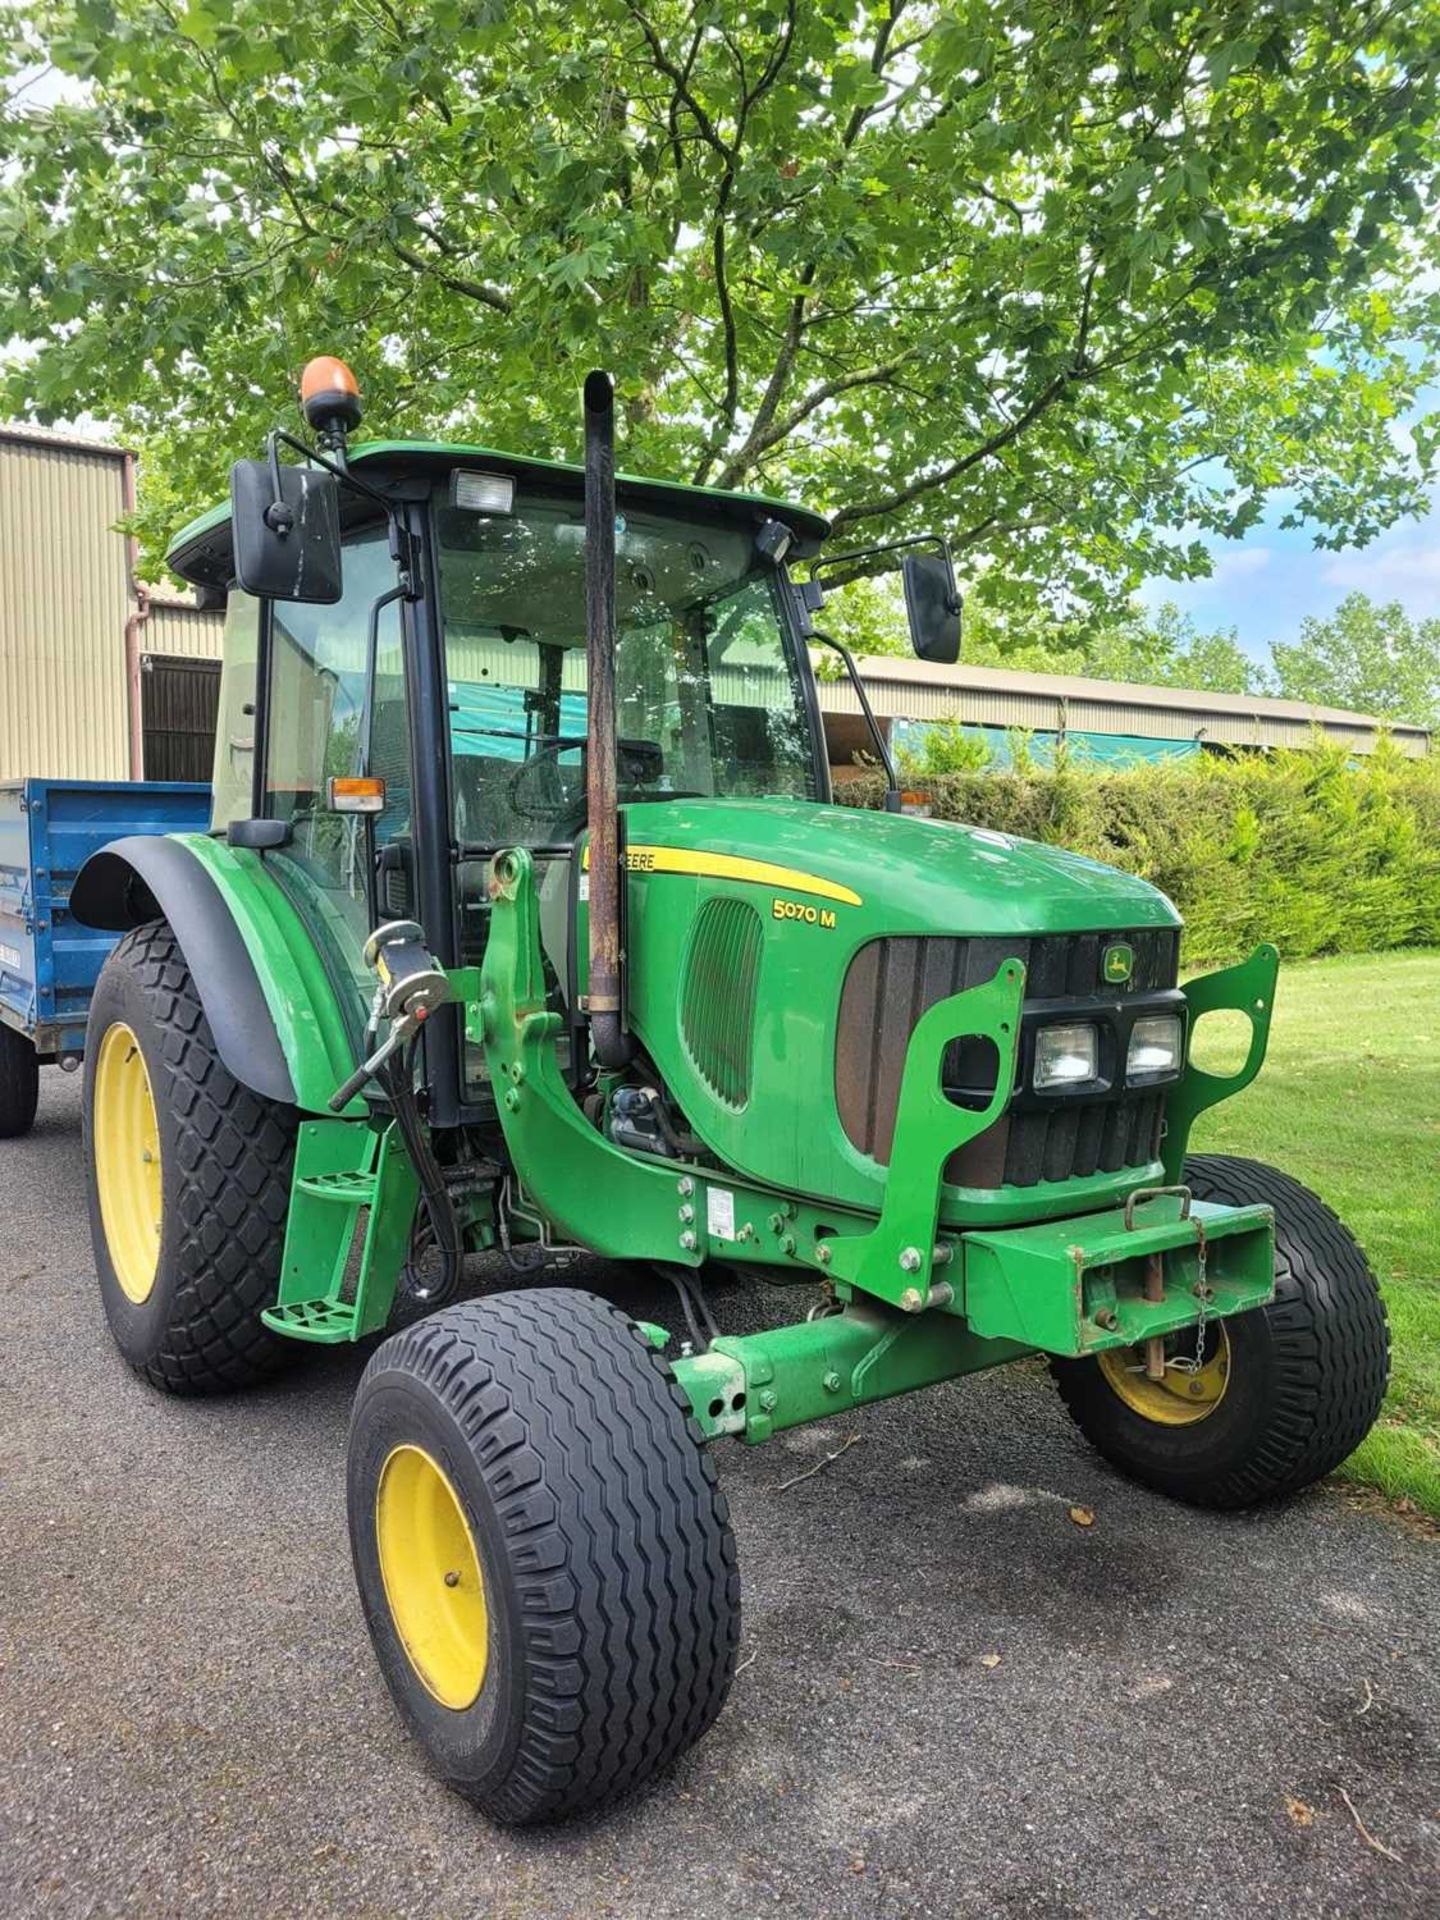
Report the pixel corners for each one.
[263,427,418,597]
[808,533,959,607]
[266,426,391,513]
[811,630,903,812]
[263,435,294,534]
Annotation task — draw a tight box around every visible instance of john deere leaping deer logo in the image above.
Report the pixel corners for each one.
[1103,942,1135,986]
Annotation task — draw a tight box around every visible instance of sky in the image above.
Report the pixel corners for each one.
[1136,487,1440,661]
[1135,344,1440,668]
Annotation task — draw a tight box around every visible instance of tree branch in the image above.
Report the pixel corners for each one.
[716,345,921,483]
[385,237,513,313]
[682,1,799,482]
[829,373,1068,529]
[831,259,1107,528]
[719,1,911,482]
[626,2,731,164]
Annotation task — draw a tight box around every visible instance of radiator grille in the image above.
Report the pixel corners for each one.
[681,896,764,1109]
[835,929,1180,1189]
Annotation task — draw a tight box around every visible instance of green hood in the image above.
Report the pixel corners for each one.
[622,796,1179,937]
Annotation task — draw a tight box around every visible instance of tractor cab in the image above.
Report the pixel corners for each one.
[166,368,960,1128]
[168,389,943,1127]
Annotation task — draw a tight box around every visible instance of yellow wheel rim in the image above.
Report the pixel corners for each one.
[93,1021,163,1305]
[376,1445,489,1710]
[1097,1323,1232,1427]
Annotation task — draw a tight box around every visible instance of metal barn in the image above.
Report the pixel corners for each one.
[0,426,224,783]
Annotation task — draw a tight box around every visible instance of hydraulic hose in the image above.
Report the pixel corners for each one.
[383,1035,463,1306]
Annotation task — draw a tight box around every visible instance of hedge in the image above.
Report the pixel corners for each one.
[836,743,1440,967]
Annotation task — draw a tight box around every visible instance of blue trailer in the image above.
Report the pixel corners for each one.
[0,778,211,1136]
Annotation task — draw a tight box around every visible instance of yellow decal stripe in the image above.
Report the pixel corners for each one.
[624,844,862,907]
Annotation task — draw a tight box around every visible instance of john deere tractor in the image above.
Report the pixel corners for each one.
[74,359,1388,1825]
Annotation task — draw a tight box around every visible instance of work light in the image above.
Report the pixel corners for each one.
[450,469,515,514]
[1126,1013,1184,1080]
[1033,1022,1099,1090]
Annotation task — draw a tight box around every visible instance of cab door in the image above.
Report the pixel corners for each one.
[256,521,412,1044]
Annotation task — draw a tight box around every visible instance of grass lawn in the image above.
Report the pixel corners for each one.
[1190,949,1440,1516]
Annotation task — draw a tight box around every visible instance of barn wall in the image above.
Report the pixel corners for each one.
[0,431,134,780]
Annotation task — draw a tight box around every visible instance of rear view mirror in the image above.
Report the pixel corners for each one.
[902,548,961,664]
[230,458,343,604]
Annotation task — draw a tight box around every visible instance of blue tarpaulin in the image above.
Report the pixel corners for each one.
[892,721,1201,770]
[448,681,587,758]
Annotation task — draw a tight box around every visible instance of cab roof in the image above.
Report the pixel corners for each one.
[165,437,832,589]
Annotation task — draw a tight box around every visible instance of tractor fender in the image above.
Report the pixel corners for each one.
[72,834,362,1115]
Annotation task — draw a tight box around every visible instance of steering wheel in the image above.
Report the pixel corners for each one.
[505,734,665,831]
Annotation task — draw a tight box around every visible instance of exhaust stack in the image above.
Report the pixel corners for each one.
[582,370,632,1070]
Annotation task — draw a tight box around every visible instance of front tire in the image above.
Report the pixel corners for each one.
[0,1024,39,1138]
[1053,1154,1390,1509]
[83,921,298,1393]
[348,1288,741,1825]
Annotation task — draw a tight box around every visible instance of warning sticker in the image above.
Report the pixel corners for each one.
[706,1186,736,1242]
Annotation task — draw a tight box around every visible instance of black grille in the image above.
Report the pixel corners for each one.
[989,1089,1167,1188]
[835,929,1180,1191]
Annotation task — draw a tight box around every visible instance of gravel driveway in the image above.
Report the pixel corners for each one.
[2,1074,1437,1918]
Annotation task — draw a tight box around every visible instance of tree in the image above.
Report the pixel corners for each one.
[1082,603,1263,694]
[1270,592,1440,726]
[3,1,1439,594]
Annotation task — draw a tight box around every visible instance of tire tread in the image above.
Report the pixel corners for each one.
[1181,1153,1390,1503]
[91,921,296,1393]
[0,1023,39,1139]
[352,1288,740,1824]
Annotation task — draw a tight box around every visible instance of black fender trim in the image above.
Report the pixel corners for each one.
[72,837,297,1106]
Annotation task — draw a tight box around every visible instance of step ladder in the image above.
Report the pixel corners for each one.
[261,1119,419,1343]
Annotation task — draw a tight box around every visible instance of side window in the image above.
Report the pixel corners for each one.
[261,526,408,981]
[708,578,816,798]
[209,590,261,832]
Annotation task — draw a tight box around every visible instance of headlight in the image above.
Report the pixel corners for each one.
[1033,1022,1099,1090]
[1127,1013,1183,1079]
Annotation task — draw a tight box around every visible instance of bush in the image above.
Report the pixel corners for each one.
[839,742,1440,967]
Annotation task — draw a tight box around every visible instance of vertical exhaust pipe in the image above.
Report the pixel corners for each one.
[583,370,632,1069]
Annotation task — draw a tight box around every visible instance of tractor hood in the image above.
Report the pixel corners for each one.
[616,795,1182,1230]
[620,796,1179,937]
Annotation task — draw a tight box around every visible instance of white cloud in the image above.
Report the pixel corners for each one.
[1166,546,1273,598]
[1138,542,1272,611]
[1211,546,1272,582]
[1320,503,1440,608]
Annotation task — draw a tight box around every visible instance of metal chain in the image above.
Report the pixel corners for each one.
[1187,1230,1210,1373]
[1165,1229,1210,1376]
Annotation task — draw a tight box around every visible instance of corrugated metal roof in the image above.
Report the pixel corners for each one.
[815,654,1431,755]
[0,422,132,460]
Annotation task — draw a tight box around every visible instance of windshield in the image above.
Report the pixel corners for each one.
[434,488,817,846]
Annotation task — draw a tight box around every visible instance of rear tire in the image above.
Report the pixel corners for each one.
[0,1024,39,1138]
[348,1288,741,1824]
[83,921,298,1393]
[1053,1154,1390,1509]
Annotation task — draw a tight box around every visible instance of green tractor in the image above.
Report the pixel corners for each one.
[74,358,1388,1825]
